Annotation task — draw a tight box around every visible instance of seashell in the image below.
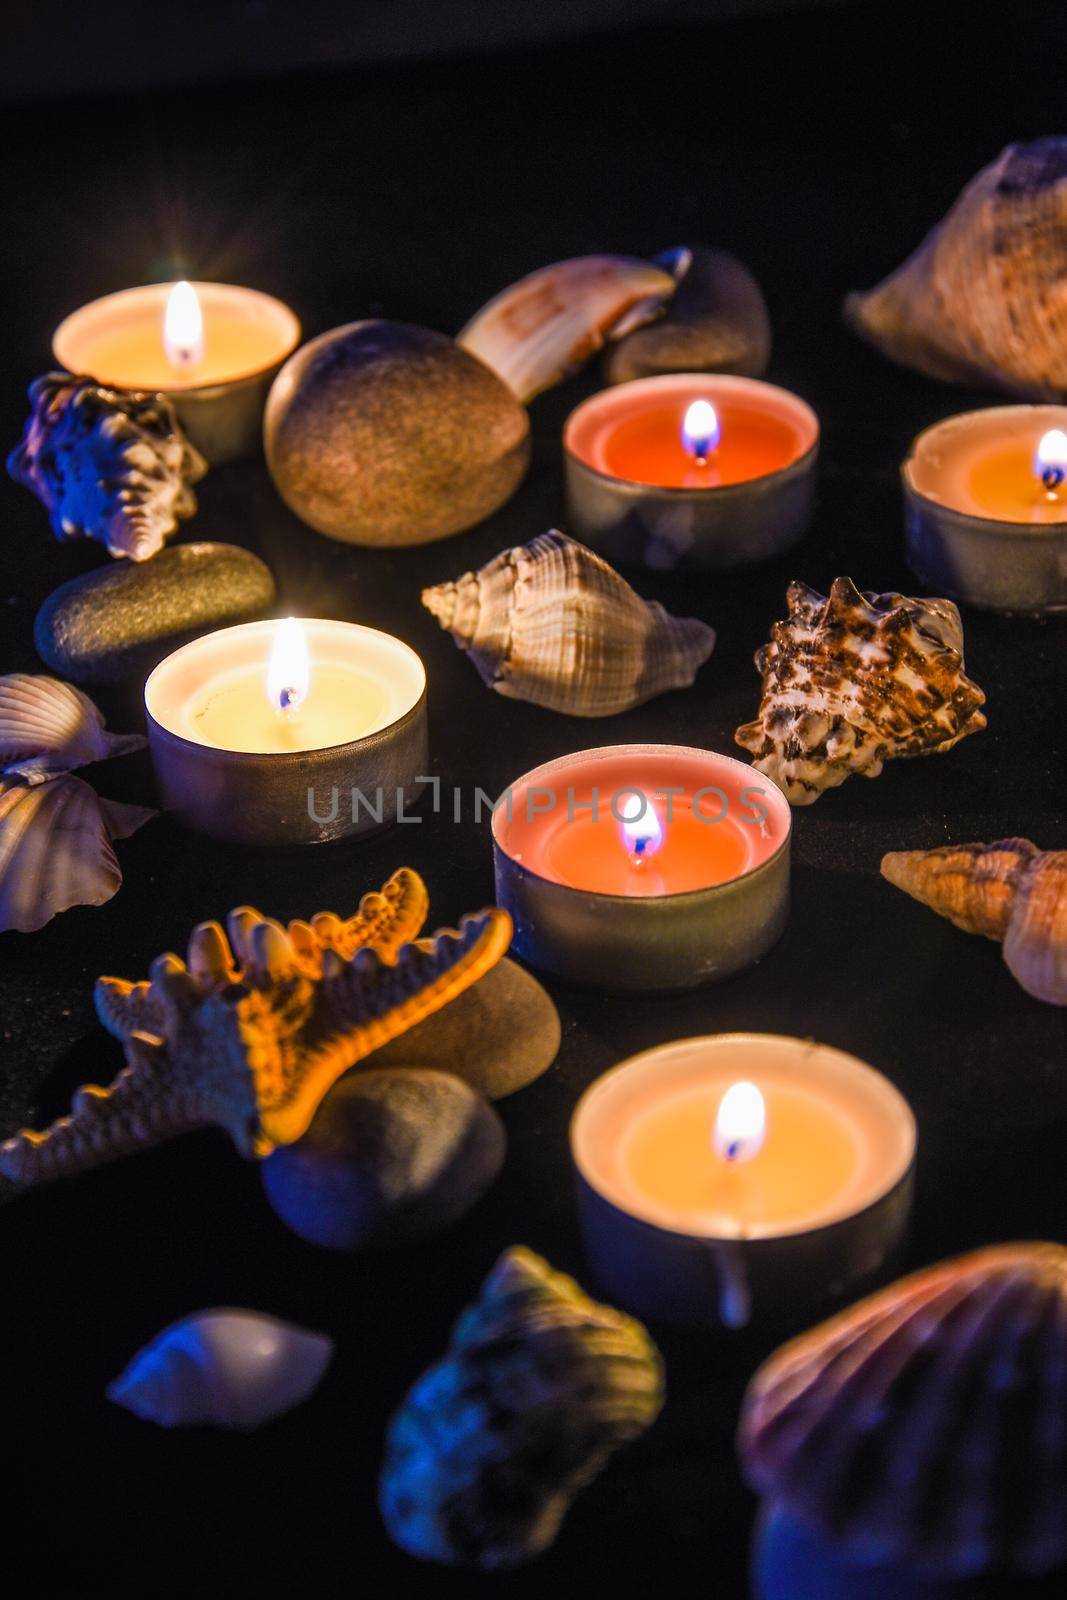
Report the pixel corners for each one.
[605,246,772,384]
[0,868,511,1185]
[846,139,1067,401]
[0,776,154,934]
[108,1308,333,1430]
[457,255,678,403]
[735,577,986,804]
[422,530,715,716]
[739,1242,1067,1579]
[379,1246,664,1569]
[7,373,207,561]
[0,674,145,784]
[881,839,1067,1005]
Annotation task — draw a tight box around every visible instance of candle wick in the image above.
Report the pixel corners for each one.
[277,687,301,714]
[1042,464,1064,497]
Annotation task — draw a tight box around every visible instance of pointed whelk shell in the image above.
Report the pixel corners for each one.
[846,138,1067,400]
[8,373,207,561]
[735,577,986,804]
[882,839,1067,1005]
[457,256,677,403]
[422,530,715,716]
[740,1242,1067,1579]
[108,1309,333,1430]
[0,776,154,934]
[0,674,145,784]
[380,1247,664,1569]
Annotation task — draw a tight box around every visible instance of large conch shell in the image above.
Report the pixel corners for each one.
[422,530,715,716]
[7,372,207,561]
[457,255,677,403]
[846,138,1067,401]
[108,1308,333,1430]
[0,776,154,934]
[735,577,986,804]
[739,1242,1067,1579]
[380,1247,664,1569]
[0,868,512,1184]
[0,674,145,784]
[882,839,1067,1005]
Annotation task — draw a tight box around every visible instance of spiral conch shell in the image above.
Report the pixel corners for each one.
[735,577,986,804]
[846,138,1067,400]
[422,531,715,716]
[7,372,207,561]
[882,839,1067,1005]
[380,1247,664,1570]
[457,255,677,403]
[109,1309,333,1430]
[0,868,511,1185]
[739,1242,1067,1579]
[0,674,145,784]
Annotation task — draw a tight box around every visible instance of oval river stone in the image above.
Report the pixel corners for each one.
[34,541,276,686]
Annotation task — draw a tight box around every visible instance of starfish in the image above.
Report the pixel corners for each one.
[0,868,512,1187]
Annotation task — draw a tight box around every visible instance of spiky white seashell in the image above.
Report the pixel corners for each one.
[0,776,154,933]
[457,256,677,403]
[108,1309,333,1430]
[422,530,715,717]
[0,674,145,784]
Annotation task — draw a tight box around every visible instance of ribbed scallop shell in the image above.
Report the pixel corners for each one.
[0,674,145,784]
[379,1246,664,1569]
[739,1242,1067,1579]
[0,776,154,933]
[882,839,1067,1005]
[422,530,715,716]
[7,372,207,560]
[846,138,1067,400]
[457,255,678,403]
[108,1309,333,1430]
[735,577,986,804]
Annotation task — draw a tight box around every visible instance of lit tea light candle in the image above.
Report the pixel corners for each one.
[902,405,1067,613]
[563,373,819,569]
[145,618,427,847]
[491,744,791,991]
[571,1034,917,1330]
[53,280,301,463]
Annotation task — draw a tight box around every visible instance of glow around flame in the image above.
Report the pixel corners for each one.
[713,1081,767,1164]
[618,790,664,862]
[267,618,310,715]
[163,280,205,372]
[682,398,721,463]
[1035,428,1067,493]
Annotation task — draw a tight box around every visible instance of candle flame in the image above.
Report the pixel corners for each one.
[682,398,721,464]
[163,280,205,372]
[713,1081,766,1164]
[1035,428,1067,496]
[267,617,310,716]
[618,790,664,864]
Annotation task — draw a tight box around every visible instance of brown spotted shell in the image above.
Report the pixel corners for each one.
[882,839,1067,1005]
[846,139,1067,400]
[379,1247,664,1569]
[422,530,715,716]
[735,577,986,803]
[739,1242,1067,1579]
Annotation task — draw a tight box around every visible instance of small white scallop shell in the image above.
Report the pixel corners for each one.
[107,1309,334,1430]
[0,776,154,933]
[0,674,145,784]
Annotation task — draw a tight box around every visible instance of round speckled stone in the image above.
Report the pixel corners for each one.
[261,1069,506,1252]
[366,957,559,1099]
[34,541,276,686]
[263,320,531,546]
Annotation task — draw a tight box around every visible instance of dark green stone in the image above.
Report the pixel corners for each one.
[34,542,276,686]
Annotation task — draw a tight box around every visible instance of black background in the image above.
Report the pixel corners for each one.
[1,3,1065,1594]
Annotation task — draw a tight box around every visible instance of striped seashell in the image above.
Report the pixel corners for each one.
[422,530,715,716]
[0,673,145,784]
[740,1242,1067,1579]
